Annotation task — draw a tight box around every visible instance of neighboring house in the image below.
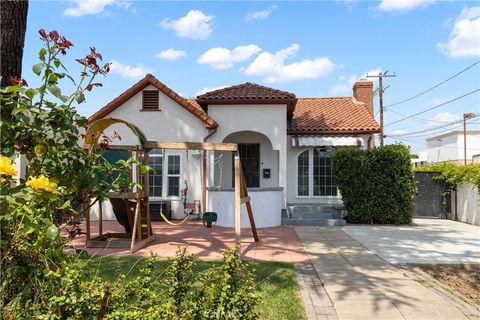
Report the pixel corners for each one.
[411,151,428,168]
[426,131,480,164]
[89,74,380,227]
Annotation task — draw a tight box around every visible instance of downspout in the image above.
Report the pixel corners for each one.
[202,127,218,213]
[367,133,373,149]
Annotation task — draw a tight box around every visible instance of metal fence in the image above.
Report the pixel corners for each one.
[413,172,450,218]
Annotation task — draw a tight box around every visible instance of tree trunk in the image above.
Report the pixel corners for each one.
[0,0,29,88]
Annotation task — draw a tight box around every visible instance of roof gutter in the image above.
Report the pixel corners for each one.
[201,127,218,213]
[287,129,382,135]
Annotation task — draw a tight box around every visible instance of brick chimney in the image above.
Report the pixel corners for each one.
[353,79,374,115]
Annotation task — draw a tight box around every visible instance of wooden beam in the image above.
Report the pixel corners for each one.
[240,196,251,204]
[234,154,241,250]
[98,200,103,237]
[144,141,238,151]
[245,201,258,242]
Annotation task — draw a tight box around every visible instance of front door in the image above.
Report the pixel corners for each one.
[233,143,260,188]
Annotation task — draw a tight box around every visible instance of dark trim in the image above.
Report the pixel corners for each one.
[196,98,297,106]
[287,129,381,135]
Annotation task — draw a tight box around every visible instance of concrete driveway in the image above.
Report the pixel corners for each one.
[342,218,480,264]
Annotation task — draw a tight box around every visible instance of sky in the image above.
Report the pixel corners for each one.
[23,0,480,153]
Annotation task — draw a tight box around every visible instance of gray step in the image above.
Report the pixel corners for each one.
[281,218,346,226]
[287,205,345,219]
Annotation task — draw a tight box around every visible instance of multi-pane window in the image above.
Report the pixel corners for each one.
[167,155,181,196]
[297,150,309,196]
[313,148,337,196]
[148,150,181,198]
[235,144,260,188]
[297,148,338,197]
[149,150,163,197]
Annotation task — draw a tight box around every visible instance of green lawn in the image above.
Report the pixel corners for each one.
[87,256,306,320]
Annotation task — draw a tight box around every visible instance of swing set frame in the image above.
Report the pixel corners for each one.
[84,122,258,254]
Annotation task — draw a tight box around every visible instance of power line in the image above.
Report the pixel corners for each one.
[386,136,480,151]
[385,100,480,127]
[385,60,480,108]
[386,119,479,139]
[384,88,480,127]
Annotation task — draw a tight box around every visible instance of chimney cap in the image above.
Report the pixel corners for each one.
[353,78,373,88]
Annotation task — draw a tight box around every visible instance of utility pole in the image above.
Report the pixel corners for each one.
[463,113,477,165]
[367,71,396,146]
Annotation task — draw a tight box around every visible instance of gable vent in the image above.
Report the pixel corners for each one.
[142,90,159,110]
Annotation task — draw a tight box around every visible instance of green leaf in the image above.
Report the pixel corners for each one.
[54,59,61,68]
[74,92,85,104]
[39,48,47,61]
[47,84,62,98]
[25,88,35,100]
[32,63,44,76]
[48,73,58,83]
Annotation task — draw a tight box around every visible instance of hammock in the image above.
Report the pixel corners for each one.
[160,211,189,226]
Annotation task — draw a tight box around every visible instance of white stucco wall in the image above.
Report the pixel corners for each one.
[207,104,288,207]
[452,182,480,226]
[207,188,283,227]
[92,84,208,219]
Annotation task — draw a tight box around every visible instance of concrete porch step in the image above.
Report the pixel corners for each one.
[281,218,347,226]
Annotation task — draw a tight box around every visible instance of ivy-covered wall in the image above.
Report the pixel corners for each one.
[332,145,416,224]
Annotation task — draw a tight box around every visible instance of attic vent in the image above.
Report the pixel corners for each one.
[142,90,159,110]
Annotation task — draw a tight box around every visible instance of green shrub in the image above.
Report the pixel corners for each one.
[332,145,416,224]
[415,163,480,191]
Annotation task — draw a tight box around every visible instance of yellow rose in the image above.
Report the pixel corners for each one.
[0,156,17,177]
[26,175,56,192]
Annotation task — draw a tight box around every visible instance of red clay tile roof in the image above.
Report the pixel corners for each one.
[89,74,217,129]
[289,97,380,134]
[196,82,296,103]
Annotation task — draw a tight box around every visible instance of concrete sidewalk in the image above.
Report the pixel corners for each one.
[342,219,480,264]
[296,226,478,320]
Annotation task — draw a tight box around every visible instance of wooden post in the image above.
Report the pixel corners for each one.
[136,197,142,241]
[245,201,258,242]
[98,200,103,237]
[234,153,241,251]
[86,198,91,241]
[130,200,140,254]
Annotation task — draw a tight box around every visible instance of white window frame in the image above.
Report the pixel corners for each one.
[295,148,340,199]
[148,150,182,200]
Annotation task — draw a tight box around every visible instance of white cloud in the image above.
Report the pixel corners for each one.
[197,45,262,70]
[160,10,214,40]
[428,112,461,125]
[438,6,480,58]
[245,5,278,21]
[64,0,130,17]
[242,44,336,83]
[196,85,228,96]
[155,49,187,60]
[329,67,382,95]
[376,0,435,13]
[109,60,153,80]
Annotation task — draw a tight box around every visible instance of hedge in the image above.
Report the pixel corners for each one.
[332,144,416,224]
[415,163,480,191]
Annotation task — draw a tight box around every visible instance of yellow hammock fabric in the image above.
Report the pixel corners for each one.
[160,212,189,226]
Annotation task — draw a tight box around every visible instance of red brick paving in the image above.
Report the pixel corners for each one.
[70,221,308,263]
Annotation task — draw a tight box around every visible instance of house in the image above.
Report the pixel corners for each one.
[426,130,480,164]
[89,74,380,227]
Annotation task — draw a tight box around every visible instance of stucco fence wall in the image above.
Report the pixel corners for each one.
[451,182,480,226]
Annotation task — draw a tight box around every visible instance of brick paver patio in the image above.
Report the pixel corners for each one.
[71,220,309,263]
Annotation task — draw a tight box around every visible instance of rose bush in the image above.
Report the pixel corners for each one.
[0,29,258,319]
